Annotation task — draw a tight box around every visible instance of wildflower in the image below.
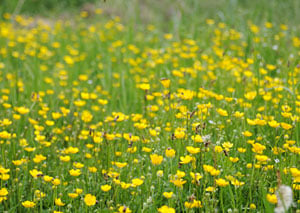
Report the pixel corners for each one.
[252,143,266,154]
[215,178,229,187]
[180,155,193,164]
[60,155,70,162]
[101,184,111,192]
[174,128,185,139]
[250,203,256,209]
[158,205,175,213]
[160,78,171,88]
[0,188,8,196]
[267,194,277,204]
[163,192,173,199]
[157,170,164,177]
[84,194,96,206]
[222,141,233,151]
[242,131,252,137]
[190,172,203,184]
[34,190,46,199]
[165,148,176,158]
[191,135,203,143]
[76,188,83,194]
[280,122,293,130]
[69,169,81,177]
[131,178,144,187]
[138,83,150,90]
[33,154,47,163]
[206,186,216,192]
[88,167,98,172]
[216,108,228,116]
[186,146,200,154]
[55,198,65,206]
[16,106,30,114]
[118,206,132,213]
[170,178,186,187]
[52,178,61,186]
[22,201,36,208]
[244,91,257,100]
[68,193,78,198]
[29,169,43,178]
[150,154,163,165]
[185,200,203,208]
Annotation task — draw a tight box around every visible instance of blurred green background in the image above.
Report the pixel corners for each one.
[1,0,300,34]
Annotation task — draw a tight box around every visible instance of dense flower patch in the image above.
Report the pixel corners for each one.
[0,9,299,212]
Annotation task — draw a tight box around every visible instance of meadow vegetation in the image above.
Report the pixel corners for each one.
[0,0,300,212]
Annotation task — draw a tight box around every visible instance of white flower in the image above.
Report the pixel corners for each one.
[274,185,293,213]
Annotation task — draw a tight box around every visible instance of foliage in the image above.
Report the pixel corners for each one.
[0,1,300,212]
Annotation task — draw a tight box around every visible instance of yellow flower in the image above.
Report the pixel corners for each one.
[244,91,257,100]
[163,192,173,199]
[185,200,203,208]
[16,106,30,114]
[55,198,65,206]
[242,131,252,137]
[76,188,83,194]
[250,203,256,209]
[215,178,229,187]
[186,146,200,154]
[73,162,84,168]
[69,169,81,177]
[84,194,96,206]
[29,169,43,178]
[115,162,127,168]
[229,157,239,163]
[64,55,74,65]
[160,78,171,88]
[158,205,175,213]
[190,172,203,184]
[0,188,8,196]
[266,194,277,204]
[180,155,194,164]
[170,178,186,187]
[88,167,98,173]
[35,190,46,198]
[214,146,223,153]
[138,83,150,90]
[216,108,228,116]
[150,154,163,165]
[174,128,185,139]
[281,122,293,130]
[52,178,61,186]
[131,178,144,187]
[206,186,216,192]
[60,155,70,162]
[33,154,47,163]
[191,135,203,143]
[255,155,269,162]
[68,193,79,198]
[268,120,280,128]
[22,201,36,208]
[251,143,266,154]
[81,110,93,123]
[118,206,132,213]
[101,184,111,192]
[142,147,152,153]
[165,148,176,158]
[157,170,164,177]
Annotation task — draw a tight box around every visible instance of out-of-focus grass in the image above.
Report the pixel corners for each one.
[2,0,300,32]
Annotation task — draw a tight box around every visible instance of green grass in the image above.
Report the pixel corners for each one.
[0,0,299,212]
